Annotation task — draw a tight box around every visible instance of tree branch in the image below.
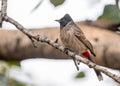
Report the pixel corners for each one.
[0,0,7,27]
[1,0,120,83]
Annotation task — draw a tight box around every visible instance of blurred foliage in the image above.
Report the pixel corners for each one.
[7,78,26,86]
[75,71,85,79]
[31,0,43,12]
[98,5,120,24]
[31,0,65,12]
[50,0,65,7]
[0,61,9,86]
[6,61,20,67]
[0,61,32,86]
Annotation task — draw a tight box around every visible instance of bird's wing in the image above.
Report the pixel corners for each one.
[73,25,96,57]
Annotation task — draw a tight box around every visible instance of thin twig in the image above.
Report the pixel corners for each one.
[31,0,43,13]
[28,36,38,48]
[1,0,120,83]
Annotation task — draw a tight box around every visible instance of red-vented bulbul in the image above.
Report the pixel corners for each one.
[55,14,103,81]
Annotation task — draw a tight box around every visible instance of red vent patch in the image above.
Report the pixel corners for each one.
[82,51,90,58]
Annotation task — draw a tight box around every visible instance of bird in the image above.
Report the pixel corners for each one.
[55,14,103,81]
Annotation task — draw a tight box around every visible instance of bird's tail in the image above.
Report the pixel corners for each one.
[88,57,103,81]
[94,69,103,81]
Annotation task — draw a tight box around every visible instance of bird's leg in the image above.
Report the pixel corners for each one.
[54,38,58,43]
[72,52,79,71]
[64,47,69,54]
[72,56,79,71]
[64,48,79,71]
[76,52,81,65]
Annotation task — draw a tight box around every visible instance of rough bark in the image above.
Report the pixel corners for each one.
[0,22,120,70]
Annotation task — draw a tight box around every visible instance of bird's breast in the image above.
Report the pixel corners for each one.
[60,29,87,54]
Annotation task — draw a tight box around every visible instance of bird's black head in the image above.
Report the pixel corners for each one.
[55,14,73,28]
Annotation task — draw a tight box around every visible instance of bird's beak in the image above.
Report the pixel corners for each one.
[55,19,60,22]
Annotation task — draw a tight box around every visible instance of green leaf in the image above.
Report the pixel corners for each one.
[6,61,20,67]
[98,5,120,24]
[50,0,65,7]
[75,71,85,78]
